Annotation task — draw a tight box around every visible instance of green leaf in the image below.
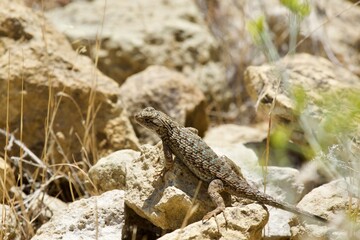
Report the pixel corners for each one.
[246,16,265,45]
[271,126,291,149]
[280,0,311,17]
[293,85,307,115]
[319,89,360,136]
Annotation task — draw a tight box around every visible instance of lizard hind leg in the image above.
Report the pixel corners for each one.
[202,179,226,223]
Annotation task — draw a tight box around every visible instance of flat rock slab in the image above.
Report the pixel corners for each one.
[158,204,268,240]
[31,190,126,240]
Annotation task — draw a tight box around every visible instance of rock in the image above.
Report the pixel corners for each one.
[101,114,140,154]
[296,160,330,195]
[0,1,138,165]
[0,157,16,203]
[125,144,217,230]
[244,53,360,143]
[204,124,267,145]
[46,0,230,106]
[260,167,304,239]
[88,149,166,237]
[0,204,21,240]
[207,143,259,182]
[88,149,140,193]
[262,167,304,204]
[31,190,125,240]
[158,204,268,240]
[290,178,360,240]
[29,192,67,223]
[119,65,209,143]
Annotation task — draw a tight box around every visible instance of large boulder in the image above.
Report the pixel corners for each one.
[46,0,230,106]
[119,66,209,143]
[244,53,360,144]
[0,1,139,166]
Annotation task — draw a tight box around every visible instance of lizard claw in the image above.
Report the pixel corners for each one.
[202,213,214,223]
[202,210,218,223]
[154,167,169,180]
[203,209,228,233]
[202,206,225,223]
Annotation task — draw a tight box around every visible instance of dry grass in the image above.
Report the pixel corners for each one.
[0,0,109,239]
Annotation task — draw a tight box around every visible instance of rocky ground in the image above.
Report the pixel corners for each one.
[0,0,360,239]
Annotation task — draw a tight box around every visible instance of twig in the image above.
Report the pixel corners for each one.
[0,128,52,175]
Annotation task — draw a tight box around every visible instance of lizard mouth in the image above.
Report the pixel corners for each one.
[133,113,143,124]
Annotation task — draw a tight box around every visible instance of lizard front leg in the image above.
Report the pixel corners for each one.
[202,179,226,222]
[156,142,174,179]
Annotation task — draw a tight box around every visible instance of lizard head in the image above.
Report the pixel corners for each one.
[134,107,166,133]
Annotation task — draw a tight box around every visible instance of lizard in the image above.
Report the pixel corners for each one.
[134,107,328,223]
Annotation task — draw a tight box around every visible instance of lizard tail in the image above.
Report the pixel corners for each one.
[246,189,328,223]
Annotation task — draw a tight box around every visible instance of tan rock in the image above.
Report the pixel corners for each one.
[102,114,140,153]
[119,66,209,143]
[204,124,267,146]
[290,178,360,240]
[0,1,138,165]
[29,192,67,222]
[88,149,140,193]
[244,53,360,142]
[31,190,125,240]
[158,204,268,240]
[46,0,230,106]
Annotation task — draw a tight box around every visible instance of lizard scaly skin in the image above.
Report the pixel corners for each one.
[134,107,327,223]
